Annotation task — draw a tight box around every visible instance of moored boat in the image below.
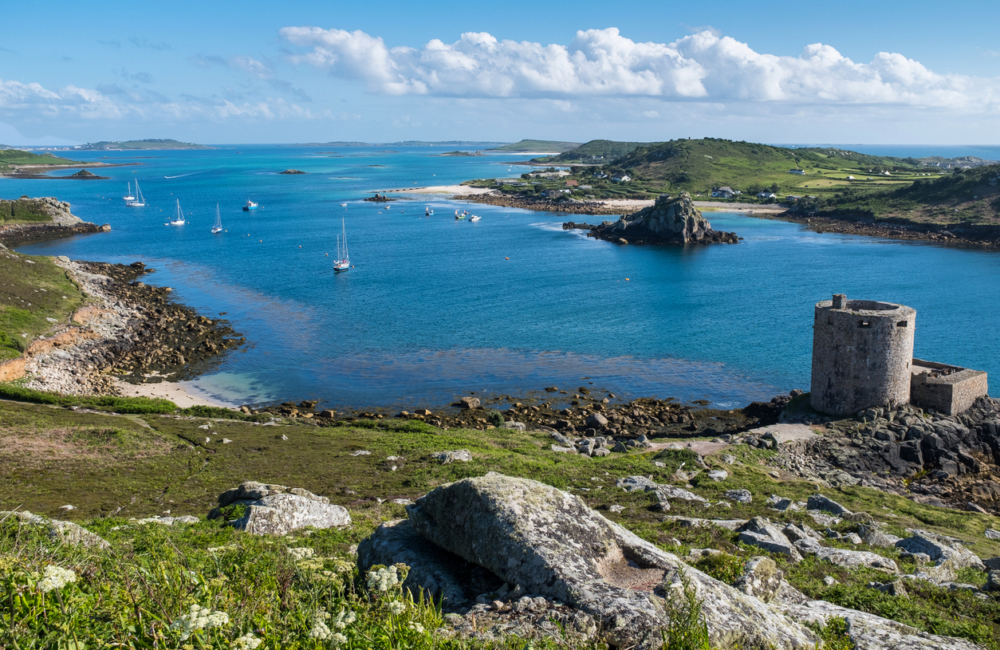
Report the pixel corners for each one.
[333,218,350,273]
[243,199,259,211]
[169,199,186,226]
[126,180,146,207]
[211,204,223,234]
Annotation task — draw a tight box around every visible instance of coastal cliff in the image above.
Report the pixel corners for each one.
[576,192,740,245]
[0,197,109,246]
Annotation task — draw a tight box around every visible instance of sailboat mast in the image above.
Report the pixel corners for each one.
[342,218,348,260]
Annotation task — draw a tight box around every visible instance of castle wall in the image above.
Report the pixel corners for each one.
[810,295,916,416]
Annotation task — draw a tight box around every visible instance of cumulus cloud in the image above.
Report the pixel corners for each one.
[279,26,1000,112]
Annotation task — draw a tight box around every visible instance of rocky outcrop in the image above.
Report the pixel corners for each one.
[783,599,983,650]
[357,519,502,607]
[207,481,350,535]
[1,510,109,549]
[405,473,817,649]
[586,193,739,245]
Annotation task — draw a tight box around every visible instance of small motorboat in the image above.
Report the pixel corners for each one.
[340,203,347,208]
[454,209,465,220]
[243,199,259,211]
[425,206,434,216]
[469,215,481,222]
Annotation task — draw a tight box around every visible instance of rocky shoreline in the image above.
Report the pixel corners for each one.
[771,211,1000,249]
[458,192,636,215]
[21,258,245,396]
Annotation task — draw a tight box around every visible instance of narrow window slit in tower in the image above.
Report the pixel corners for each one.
[897,321,908,327]
[859,321,871,328]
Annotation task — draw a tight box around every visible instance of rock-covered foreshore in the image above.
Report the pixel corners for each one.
[773,211,1000,249]
[22,258,245,396]
[459,192,634,215]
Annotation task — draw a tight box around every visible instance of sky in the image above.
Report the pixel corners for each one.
[2,0,999,145]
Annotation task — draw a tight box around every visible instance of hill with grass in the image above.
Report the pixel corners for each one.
[807,163,1000,225]
[78,139,209,150]
[487,139,581,153]
[0,149,83,170]
[533,139,650,163]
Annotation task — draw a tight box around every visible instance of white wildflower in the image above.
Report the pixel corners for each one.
[232,632,262,650]
[387,600,406,615]
[330,609,356,630]
[38,565,77,593]
[410,622,425,633]
[287,547,315,561]
[366,565,399,592]
[330,632,347,646]
[308,620,332,640]
[170,604,230,640]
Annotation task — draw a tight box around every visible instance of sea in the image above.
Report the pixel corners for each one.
[7,144,1000,411]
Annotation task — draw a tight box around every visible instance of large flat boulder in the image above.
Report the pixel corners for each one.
[738,517,802,562]
[357,519,502,608]
[896,531,985,571]
[208,481,350,536]
[406,473,817,649]
[796,542,899,573]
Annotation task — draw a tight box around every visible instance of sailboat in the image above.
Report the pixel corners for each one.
[333,218,350,273]
[211,204,223,234]
[126,180,146,207]
[123,183,135,201]
[169,199,186,226]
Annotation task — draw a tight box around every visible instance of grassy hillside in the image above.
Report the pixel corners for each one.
[78,139,209,150]
[0,251,86,362]
[487,139,581,153]
[470,139,950,202]
[809,163,1000,225]
[535,139,650,163]
[0,396,998,647]
[0,149,82,170]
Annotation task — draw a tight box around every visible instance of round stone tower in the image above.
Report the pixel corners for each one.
[810,294,916,416]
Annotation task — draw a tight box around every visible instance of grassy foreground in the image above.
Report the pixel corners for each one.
[1,395,999,647]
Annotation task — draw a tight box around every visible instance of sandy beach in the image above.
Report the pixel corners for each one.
[694,201,786,213]
[115,378,234,409]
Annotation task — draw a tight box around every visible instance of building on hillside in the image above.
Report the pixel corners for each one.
[612,175,631,182]
[756,191,777,200]
[847,176,855,180]
[711,186,739,199]
[542,189,562,199]
[785,195,801,202]
[579,185,592,190]
[592,172,608,179]
[789,169,806,175]
[565,180,578,187]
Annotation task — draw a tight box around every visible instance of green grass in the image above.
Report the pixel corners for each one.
[0,251,85,360]
[0,149,81,170]
[0,397,998,647]
[0,385,177,414]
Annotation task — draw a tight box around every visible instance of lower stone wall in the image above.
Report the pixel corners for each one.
[910,359,989,415]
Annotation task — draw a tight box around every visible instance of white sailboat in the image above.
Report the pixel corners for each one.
[126,180,146,207]
[333,218,350,272]
[123,183,135,201]
[211,203,223,234]
[169,199,186,226]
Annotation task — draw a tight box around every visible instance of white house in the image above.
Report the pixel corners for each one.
[712,186,739,199]
[612,175,631,182]
[756,191,777,200]
[847,176,855,180]
[789,169,806,175]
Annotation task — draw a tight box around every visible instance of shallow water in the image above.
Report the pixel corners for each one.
[9,145,1000,409]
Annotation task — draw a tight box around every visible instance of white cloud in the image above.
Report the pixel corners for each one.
[0,78,329,127]
[279,26,1000,112]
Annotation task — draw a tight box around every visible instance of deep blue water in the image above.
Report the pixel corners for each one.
[7,145,1000,410]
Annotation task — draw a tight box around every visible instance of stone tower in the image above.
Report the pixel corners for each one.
[810,294,916,416]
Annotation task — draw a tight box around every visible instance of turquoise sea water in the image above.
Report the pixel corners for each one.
[7,145,1000,410]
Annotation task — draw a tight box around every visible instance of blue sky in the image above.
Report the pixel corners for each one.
[2,0,999,145]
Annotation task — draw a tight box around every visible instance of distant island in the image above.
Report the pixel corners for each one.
[297,140,507,147]
[487,139,581,153]
[0,149,86,173]
[460,137,1000,244]
[279,169,306,174]
[439,151,483,157]
[76,139,210,151]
